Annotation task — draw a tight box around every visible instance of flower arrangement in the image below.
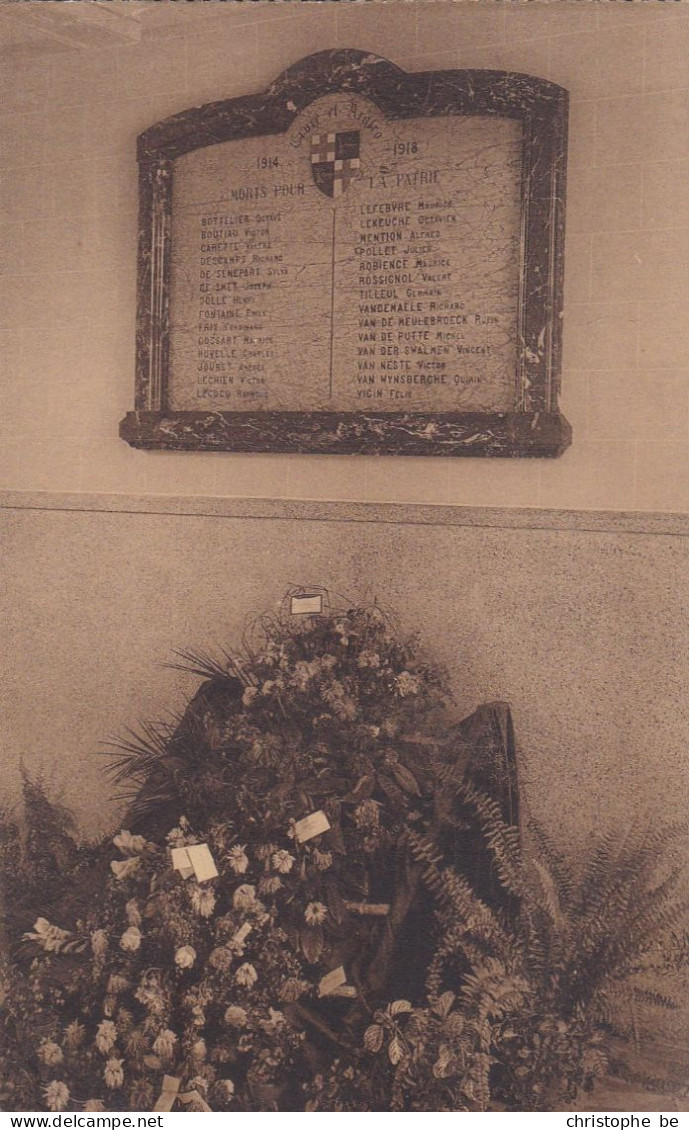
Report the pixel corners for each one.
[0,601,686,1112]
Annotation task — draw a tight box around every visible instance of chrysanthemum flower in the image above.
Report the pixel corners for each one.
[104,1058,124,1089]
[279,978,308,1002]
[232,884,257,910]
[37,1040,63,1067]
[152,1029,177,1060]
[258,875,282,896]
[242,686,258,708]
[227,844,249,874]
[175,945,196,969]
[113,830,147,855]
[110,857,140,881]
[312,849,333,871]
[125,898,142,927]
[23,917,71,953]
[394,670,420,697]
[95,1020,118,1054]
[304,902,328,926]
[208,946,233,972]
[84,1100,105,1112]
[91,929,109,957]
[224,1005,248,1028]
[63,1021,85,1050]
[107,974,131,995]
[120,926,142,953]
[130,1080,154,1109]
[43,1081,69,1111]
[271,849,295,874]
[190,885,216,918]
[191,1038,207,1061]
[217,1079,235,1100]
[235,963,258,988]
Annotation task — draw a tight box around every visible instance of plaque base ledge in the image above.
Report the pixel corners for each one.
[120,410,571,458]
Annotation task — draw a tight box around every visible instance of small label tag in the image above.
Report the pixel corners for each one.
[153,1075,180,1113]
[186,843,219,883]
[295,810,331,843]
[233,921,253,945]
[291,593,323,615]
[318,965,347,998]
[171,847,194,879]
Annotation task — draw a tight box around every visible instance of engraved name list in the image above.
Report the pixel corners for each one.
[168,94,523,414]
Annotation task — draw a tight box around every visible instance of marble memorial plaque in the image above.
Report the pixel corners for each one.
[121,51,571,456]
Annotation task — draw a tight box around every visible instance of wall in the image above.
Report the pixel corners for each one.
[3,497,688,847]
[2,0,689,511]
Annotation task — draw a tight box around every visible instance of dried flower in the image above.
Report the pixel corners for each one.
[38,1040,63,1067]
[130,1079,154,1108]
[125,898,142,927]
[304,902,328,926]
[120,926,142,953]
[208,946,234,972]
[271,849,295,874]
[113,830,147,856]
[227,844,249,874]
[24,918,71,953]
[175,945,196,969]
[95,1020,118,1054]
[235,963,258,988]
[192,1038,207,1061]
[258,875,282,896]
[104,1058,124,1089]
[63,1021,85,1050]
[107,974,130,995]
[190,885,216,918]
[43,1081,69,1111]
[232,884,257,910]
[217,1078,235,1100]
[242,686,258,708]
[135,977,164,1013]
[91,929,109,958]
[353,799,381,830]
[279,978,308,1002]
[84,1100,105,1111]
[312,849,333,871]
[394,671,420,697]
[110,857,140,881]
[224,1005,248,1028]
[152,1029,177,1060]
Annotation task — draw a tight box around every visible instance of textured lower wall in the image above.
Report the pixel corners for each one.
[2,496,688,850]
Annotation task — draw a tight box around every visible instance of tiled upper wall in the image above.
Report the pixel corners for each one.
[1,0,688,512]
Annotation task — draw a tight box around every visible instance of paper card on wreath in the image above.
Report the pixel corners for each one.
[186,843,219,882]
[295,810,331,843]
[318,965,347,997]
[170,847,194,879]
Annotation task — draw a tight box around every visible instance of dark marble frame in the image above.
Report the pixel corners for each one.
[120,49,571,457]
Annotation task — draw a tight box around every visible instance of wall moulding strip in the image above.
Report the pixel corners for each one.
[1,491,688,540]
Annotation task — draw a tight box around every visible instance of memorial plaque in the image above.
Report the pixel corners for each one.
[121,50,571,456]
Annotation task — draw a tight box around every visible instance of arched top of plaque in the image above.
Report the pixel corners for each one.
[121,50,571,457]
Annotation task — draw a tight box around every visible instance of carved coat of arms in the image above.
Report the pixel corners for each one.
[310,130,361,198]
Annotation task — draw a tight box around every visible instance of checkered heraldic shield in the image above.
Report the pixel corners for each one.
[310,130,361,198]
